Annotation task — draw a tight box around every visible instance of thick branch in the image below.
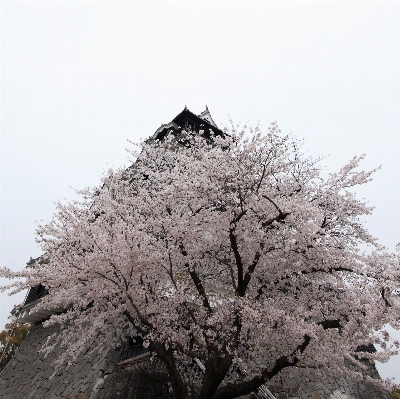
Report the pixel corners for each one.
[234,210,247,223]
[317,319,342,329]
[123,309,146,336]
[213,319,342,399]
[180,244,212,312]
[174,341,205,361]
[149,343,188,399]
[125,293,154,330]
[213,334,311,399]
[262,195,284,214]
[270,266,354,287]
[381,287,391,307]
[255,265,353,300]
[124,310,203,361]
[229,227,244,296]
[198,349,234,399]
[188,265,213,312]
[261,212,291,228]
[301,266,353,275]
[242,251,261,294]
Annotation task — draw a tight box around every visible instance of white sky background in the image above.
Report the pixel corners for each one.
[1,0,400,384]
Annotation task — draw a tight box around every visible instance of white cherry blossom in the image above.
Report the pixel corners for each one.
[2,123,399,399]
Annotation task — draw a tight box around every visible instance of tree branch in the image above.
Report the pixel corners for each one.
[381,287,391,307]
[213,319,342,399]
[242,251,261,294]
[229,227,244,296]
[148,342,188,399]
[261,212,291,228]
[123,309,146,336]
[255,153,273,193]
[213,334,311,399]
[187,265,213,313]
[262,195,284,214]
[317,319,342,329]
[125,293,154,330]
[180,243,213,313]
[272,266,354,286]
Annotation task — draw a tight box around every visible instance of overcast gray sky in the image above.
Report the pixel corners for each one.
[1,0,400,383]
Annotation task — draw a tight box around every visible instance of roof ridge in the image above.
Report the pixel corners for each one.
[197,105,218,128]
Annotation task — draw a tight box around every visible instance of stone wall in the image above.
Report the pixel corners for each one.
[0,324,120,399]
[268,367,391,399]
[0,323,392,399]
[95,352,172,399]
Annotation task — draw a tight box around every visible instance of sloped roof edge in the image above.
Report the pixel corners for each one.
[197,105,218,128]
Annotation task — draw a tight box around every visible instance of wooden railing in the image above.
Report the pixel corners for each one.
[257,384,277,399]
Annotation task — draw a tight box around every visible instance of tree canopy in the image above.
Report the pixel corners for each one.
[2,123,400,398]
[0,323,31,371]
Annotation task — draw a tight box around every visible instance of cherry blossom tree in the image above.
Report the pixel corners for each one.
[2,123,400,398]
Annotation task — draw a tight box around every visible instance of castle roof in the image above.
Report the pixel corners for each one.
[152,106,223,141]
[197,105,218,128]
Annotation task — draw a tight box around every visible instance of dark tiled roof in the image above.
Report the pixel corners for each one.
[24,284,48,306]
[152,106,223,141]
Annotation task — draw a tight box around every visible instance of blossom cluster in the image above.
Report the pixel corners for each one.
[2,123,399,398]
